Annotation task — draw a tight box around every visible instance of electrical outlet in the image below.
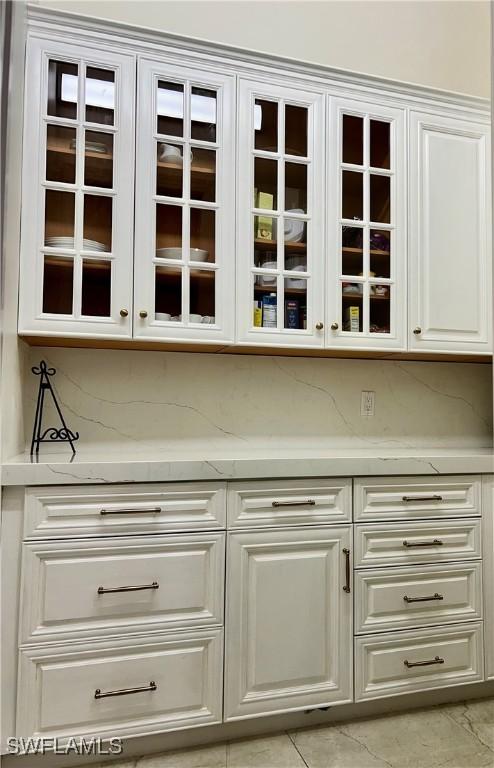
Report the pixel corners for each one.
[361,390,375,417]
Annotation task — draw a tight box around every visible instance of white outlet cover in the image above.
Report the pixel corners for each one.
[361,390,375,417]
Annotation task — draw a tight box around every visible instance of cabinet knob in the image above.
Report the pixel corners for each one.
[119,309,129,318]
[413,326,422,335]
[315,322,324,330]
[139,310,148,319]
[331,322,339,331]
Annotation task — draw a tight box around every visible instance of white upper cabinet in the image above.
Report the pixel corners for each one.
[236,79,325,347]
[328,98,406,350]
[134,59,235,343]
[19,37,136,338]
[409,112,491,353]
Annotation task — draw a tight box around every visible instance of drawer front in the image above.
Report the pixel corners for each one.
[355,562,482,634]
[355,622,484,701]
[20,534,225,643]
[24,483,226,539]
[17,629,223,740]
[355,519,482,568]
[354,476,481,522]
[228,479,352,528]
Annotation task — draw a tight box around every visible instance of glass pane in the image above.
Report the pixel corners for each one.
[342,171,363,220]
[191,148,216,202]
[43,256,73,314]
[285,105,307,157]
[342,114,363,165]
[155,265,182,320]
[156,204,182,257]
[370,284,391,333]
[46,125,76,184]
[190,208,215,263]
[284,218,306,272]
[342,293,363,332]
[44,190,75,245]
[285,163,307,213]
[81,259,111,316]
[254,158,277,209]
[157,81,184,137]
[342,226,363,276]
[370,229,391,278]
[47,60,78,120]
[284,278,307,330]
[83,195,112,251]
[85,67,114,125]
[253,285,278,329]
[370,174,391,223]
[254,100,278,152]
[190,268,215,321]
[157,142,183,198]
[84,131,113,189]
[370,120,390,169]
[254,213,277,249]
[191,87,217,142]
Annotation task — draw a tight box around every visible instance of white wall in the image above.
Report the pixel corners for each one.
[33,0,490,96]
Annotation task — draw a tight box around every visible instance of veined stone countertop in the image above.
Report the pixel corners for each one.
[2,446,494,486]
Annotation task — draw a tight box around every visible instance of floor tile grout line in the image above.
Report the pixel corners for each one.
[286,729,311,768]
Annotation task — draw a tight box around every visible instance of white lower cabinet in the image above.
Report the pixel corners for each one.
[224,526,353,720]
[17,629,223,740]
[355,623,484,701]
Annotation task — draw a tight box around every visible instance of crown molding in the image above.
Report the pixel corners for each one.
[26,3,489,120]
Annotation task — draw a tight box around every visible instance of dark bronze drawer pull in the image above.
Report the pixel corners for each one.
[97,581,159,595]
[95,681,157,699]
[404,656,444,669]
[403,539,444,548]
[343,548,351,593]
[403,592,444,603]
[402,495,443,502]
[100,507,162,516]
[272,499,316,508]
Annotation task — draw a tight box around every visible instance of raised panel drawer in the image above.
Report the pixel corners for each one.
[355,622,484,701]
[20,533,225,643]
[355,562,482,634]
[355,519,482,568]
[354,476,481,522]
[227,479,351,528]
[24,482,226,539]
[17,629,223,740]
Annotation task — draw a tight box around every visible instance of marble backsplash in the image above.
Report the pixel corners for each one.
[20,347,493,454]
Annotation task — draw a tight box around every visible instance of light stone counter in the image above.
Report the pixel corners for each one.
[2,446,494,486]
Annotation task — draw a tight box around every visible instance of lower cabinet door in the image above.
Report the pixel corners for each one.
[17,629,223,740]
[225,527,353,720]
[355,622,484,701]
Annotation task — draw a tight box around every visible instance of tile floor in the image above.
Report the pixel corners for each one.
[89,698,494,768]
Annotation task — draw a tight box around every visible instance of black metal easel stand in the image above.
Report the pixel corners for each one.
[30,361,80,455]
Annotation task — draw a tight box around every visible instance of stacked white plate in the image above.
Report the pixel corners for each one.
[45,237,107,252]
[284,209,305,243]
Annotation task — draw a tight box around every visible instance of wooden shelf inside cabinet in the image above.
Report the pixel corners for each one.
[47,139,113,163]
[342,292,390,301]
[44,256,110,268]
[155,265,216,278]
[254,284,307,296]
[255,239,306,252]
[342,247,390,257]
[157,159,215,175]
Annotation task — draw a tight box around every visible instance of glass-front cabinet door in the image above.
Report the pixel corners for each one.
[19,38,135,338]
[237,79,325,347]
[134,58,235,343]
[328,98,406,350]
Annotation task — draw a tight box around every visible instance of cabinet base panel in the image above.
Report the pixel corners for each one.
[19,335,492,363]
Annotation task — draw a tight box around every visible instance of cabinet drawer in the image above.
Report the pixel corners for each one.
[17,629,223,740]
[354,476,481,522]
[228,479,351,528]
[20,534,225,643]
[355,622,484,701]
[354,519,482,568]
[355,562,482,634]
[24,483,226,539]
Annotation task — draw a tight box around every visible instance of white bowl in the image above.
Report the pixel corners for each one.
[189,313,203,323]
[156,247,182,260]
[190,248,208,262]
[155,312,171,321]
